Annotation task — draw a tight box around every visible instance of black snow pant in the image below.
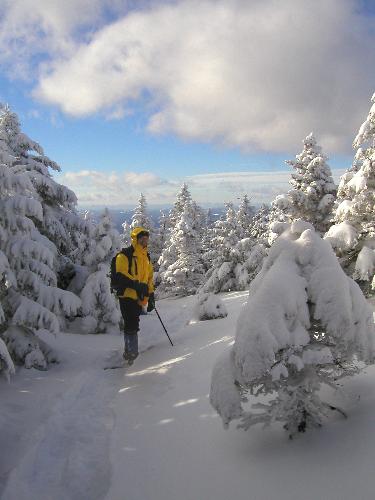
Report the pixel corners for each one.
[119,298,142,358]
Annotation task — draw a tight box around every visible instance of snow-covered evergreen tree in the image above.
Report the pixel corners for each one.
[131,193,152,230]
[236,194,255,239]
[326,94,375,294]
[157,201,205,297]
[210,221,374,437]
[250,204,271,244]
[79,208,121,334]
[274,133,336,234]
[130,193,161,264]
[202,202,266,293]
[152,210,169,272]
[202,237,267,293]
[0,104,82,370]
[0,105,90,279]
[120,219,131,248]
[168,183,192,229]
[157,184,194,284]
[202,202,238,272]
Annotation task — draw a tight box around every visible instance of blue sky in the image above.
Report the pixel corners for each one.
[0,0,375,207]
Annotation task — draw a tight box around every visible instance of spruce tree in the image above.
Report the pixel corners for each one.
[210,222,374,437]
[79,208,121,334]
[202,202,266,293]
[157,186,205,297]
[275,133,336,234]
[326,93,375,294]
[131,193,152,230]
[131,193,161,264]
[0,104,82,370]
[160,203,205,296]
[236,194,255,239]
[157,184,194,284]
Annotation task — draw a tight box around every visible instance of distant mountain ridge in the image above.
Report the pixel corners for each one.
[82,206,226,232]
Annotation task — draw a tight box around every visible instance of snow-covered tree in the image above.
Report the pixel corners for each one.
[202,202,266,293]
[80,263,121,335]
[130,193,161,264]
[236,194,255,239]
[202,237,267,293]
[168,183,192,229]
[157,184,195,284]
[274,133,336,234]
[210,221,374,437]
[120,219,131,248]
[0,105,90,276]
[326,94,375,294]
[157,202,205,297]
[250,204,271,244]
[152,210,169,271]
[85,208,121,267]
[131,193,152,230]
[0,104,82,370]
[78,208,121,334]
[202,202,238,272]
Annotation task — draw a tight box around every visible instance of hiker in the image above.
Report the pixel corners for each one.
[115,227,155,364]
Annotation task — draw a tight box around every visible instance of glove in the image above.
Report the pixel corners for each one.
[133,281,149,300]
[147,292,155,312]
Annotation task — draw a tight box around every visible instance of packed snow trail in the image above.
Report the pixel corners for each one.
[0,294,206,500]
[0,335,117,500]
[2,292,375,500]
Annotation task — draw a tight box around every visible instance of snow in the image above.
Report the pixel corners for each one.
[2,292,375,500]
[192,292,228,321]
[325,221,358,252]
[354,246,375,281]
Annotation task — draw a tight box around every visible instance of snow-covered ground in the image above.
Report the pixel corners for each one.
[1,291,375,500]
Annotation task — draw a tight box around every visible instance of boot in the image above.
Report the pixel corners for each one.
[123,330,139,364]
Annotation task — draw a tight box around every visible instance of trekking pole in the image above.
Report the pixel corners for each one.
[154,307,173,346]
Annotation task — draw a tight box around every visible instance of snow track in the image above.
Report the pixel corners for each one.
[1,355,117,500]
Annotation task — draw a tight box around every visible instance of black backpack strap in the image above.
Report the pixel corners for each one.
[113,246,137,295]
[121,246,135,275]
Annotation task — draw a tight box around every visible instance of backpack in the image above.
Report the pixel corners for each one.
[109,245,151,296]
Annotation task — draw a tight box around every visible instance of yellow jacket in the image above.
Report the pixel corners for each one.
[115,227,154,303]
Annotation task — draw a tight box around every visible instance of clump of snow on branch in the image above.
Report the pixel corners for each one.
[210,223,375,437]
[2,325,57,371]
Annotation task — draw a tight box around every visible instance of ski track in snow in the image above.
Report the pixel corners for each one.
[2,291,375,500]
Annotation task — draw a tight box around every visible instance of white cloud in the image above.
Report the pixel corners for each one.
[1,1,375,154]
[31,0,375,153]
[55,166,347,207]
[55,169,175,206]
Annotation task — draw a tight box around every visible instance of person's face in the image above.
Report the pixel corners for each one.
[138,235,149,248]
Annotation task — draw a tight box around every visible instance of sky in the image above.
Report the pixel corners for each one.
[0,0,375,207]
